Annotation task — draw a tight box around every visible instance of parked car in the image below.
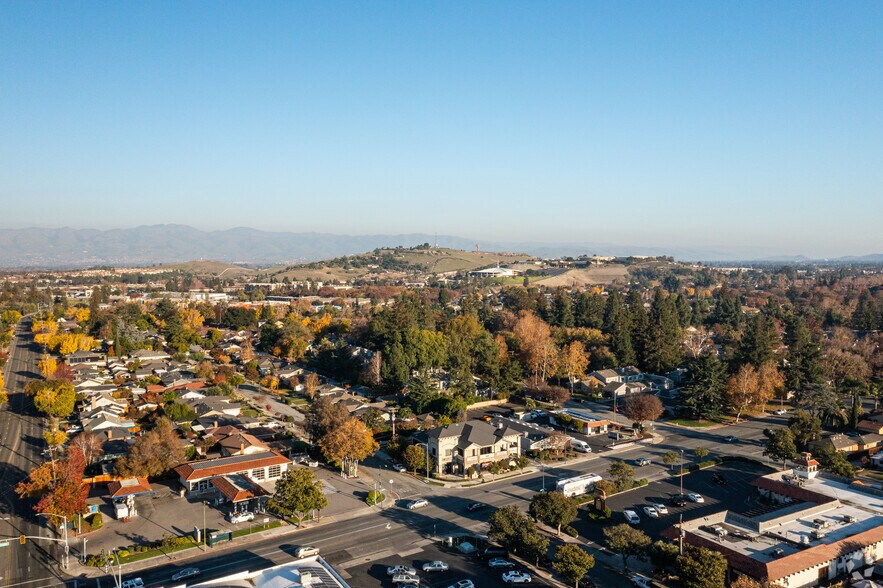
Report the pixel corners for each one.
[466,502,486,512]
[571,439,591,453]
[630,574,653,588]
[642,506,659,519]
[623,509,641,524]
[294,545,320,557]
[121,580,144,588]
[479,546,509,559]
[651,503,669,515]
[392,463,407,473]
[391,574,420,585]
[488,558,516,569]
[171,568,201,582]
[712,473,728,486]
[670,494,688,507]
[634,457,651,466]
[387,565,417,576]
[227,511,255,523]
[447,581,475,588]
[774,408,788,415]
[723,435,737,443]
[405,498,429,510]
[502,571,532,583]
[66,425,82,433]
[422,561,449,572]
[687,493,705,503]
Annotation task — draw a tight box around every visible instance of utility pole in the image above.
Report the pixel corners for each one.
[679,513,684,555]
[388,407,397,439]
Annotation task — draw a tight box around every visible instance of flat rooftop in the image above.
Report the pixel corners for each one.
[190,556,350,588]
[681,472,883,563]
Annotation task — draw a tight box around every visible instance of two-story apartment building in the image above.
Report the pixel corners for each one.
[425,420,521,476]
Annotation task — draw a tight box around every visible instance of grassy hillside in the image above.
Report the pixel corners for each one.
[533,264,630,287]
[155,260,258,278]
[263,247,532,282]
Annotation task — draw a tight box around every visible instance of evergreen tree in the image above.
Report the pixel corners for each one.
[678,354,727,420]
[643,290,683,374]
[852,290,881,331]
[574,292,605,329]
[784,315,825,392]
[604,291,635,366]
[711,287,742,330]
[551,290,574,328]
[627,291,649,366]
[739,314,780,367]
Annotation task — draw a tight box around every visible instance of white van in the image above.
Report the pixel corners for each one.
[623,510,641,525]
[570,439,591,453]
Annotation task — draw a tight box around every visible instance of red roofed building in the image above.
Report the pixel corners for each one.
[210,474,270,504]
[173,451,292,492]
[107,477,153,498]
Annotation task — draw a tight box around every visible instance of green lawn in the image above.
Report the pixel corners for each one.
[232,520,284,538]
[666,418,719,428]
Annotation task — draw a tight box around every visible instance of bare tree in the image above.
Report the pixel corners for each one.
[70,432,104,465]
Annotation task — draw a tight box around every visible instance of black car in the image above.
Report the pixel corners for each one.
[466,502,486,512]
[712,473,728,486]
[478,546,508,559]
[723,435,737,443]
[670,494,688,507]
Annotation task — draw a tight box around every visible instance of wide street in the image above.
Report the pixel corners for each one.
[0,318,67,588]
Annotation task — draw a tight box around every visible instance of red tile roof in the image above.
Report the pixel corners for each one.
[107,477,152,498]
[210,475,270,503]
[751,477,835,505]
[174,451,290,482]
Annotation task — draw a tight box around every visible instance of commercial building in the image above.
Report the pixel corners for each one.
[173,451,292,493]
[425,420,521,475]
[190,554,351,588]
[665,453,883,588]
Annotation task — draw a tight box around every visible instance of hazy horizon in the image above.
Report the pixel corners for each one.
[2,3,882,258]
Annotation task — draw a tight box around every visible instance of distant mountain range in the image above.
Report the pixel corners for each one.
[0,225,879,268]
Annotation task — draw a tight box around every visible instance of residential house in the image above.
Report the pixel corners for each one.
[425,420,521,476]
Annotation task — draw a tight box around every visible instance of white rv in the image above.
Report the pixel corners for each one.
[555,473,603,497]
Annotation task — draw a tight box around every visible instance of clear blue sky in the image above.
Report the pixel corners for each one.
[1,2,881,256]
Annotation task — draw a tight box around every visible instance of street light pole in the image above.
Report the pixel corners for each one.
[82,537,88,564]
[38,512,69,569]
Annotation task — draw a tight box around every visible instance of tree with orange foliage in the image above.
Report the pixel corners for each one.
[513,311,558,380]
[16,446,88,520]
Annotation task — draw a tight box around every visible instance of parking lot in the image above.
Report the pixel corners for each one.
[337,539,552,588]
[576,459,775,544]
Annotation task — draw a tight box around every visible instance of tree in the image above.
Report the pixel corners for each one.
[318,417,379,476]
[529,491,578,536]
[603,523,651,569]
[558,341,589,391]
[622,394,664,429]
[677,545,727,588]
[488,505,547,562]
[608,461,634,493]
[33,380,76,418]
[403,444,426,473]
[305,396,348,442]
[763,428,798,470]
[553,544,595,588]
[662,451,679,471]
[70,432,104,465]
[643,290,683,373]
[304,372,320,399]
[726,364,761,422]
[817,447,856,479]
[267,467,328,526]
[648,540,679,572]
[678,354,727,421]
[164,401,197,422]
[0,372,7,404]
[513,311,558,380]
[44,428,66,448]
[116,418,185,478]
[694,447,709,460]
[38,355,57,379]
[796,383,844,426]
[789,410,822,450]
[16,446,88,520]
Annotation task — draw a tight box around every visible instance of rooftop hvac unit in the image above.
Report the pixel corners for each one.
[801,535,810,545]
[844,515,857,523]
[812,529,824,540]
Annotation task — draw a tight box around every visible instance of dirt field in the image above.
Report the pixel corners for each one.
[534,264,629,287]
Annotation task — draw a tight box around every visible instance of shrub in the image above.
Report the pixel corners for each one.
[562,525,579,537]
[117,549,130,558]
[633,478,649,488]
[91,513,103,529]
[366,490,385,506]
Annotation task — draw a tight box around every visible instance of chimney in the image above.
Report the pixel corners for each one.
[240,442,245,455]
[107,429,112,440]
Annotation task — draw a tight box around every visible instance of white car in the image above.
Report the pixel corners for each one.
[652,503,669,515]
[405,498,429,510]
[642,506,659,519]
[774,409,788,415]
[635,457,651,466]
[623,509,640,524]
[687,493,705,503]
[387,565,417,576]
[171,568,201,582]
[121,580,144,588]
[295,545,320,557]
[422,561,449,572]
[392,463,407,472]
[447,581,475,588]
[391,574,420,585]
[503,571,532,583]
[488,558,516,569]
[227,511,255,523]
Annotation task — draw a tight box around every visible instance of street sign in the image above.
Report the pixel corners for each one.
[263,518,270,524]
[0,541,9,547]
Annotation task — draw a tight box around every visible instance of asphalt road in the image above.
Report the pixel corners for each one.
[0,318,67,588]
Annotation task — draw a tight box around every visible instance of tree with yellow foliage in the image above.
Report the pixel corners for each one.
[261,375,279,391]
[179,307,204,332]
[72,308,90,323]
[38,356,57,379]
[0,372,7,404]
[44,428,67,448]
[32,319,58,345]
[318,417,379,477]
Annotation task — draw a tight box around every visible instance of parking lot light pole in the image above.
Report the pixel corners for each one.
[203,501,207,550]
[82,537,87,564]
